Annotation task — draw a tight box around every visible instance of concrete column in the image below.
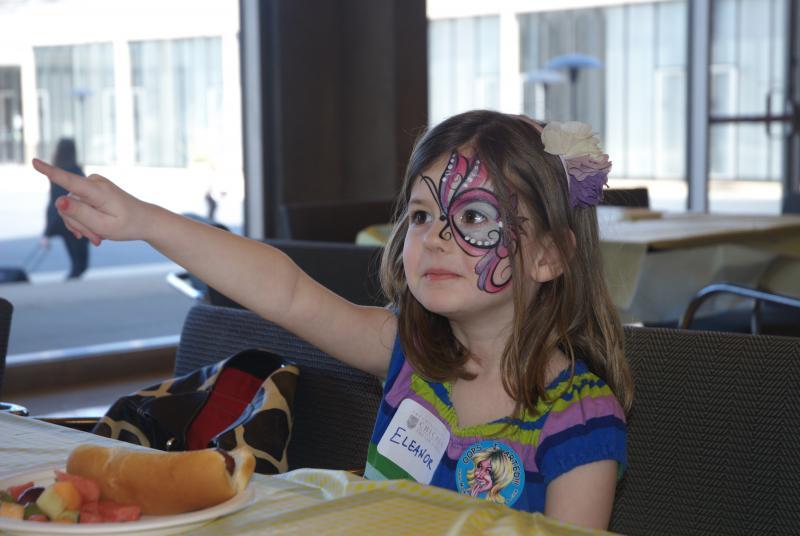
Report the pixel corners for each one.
[686,0,710,212]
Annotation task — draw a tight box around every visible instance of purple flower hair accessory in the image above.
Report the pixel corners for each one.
[540,121,612,208]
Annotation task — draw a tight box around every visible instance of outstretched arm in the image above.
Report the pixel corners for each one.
[32,159,396,378]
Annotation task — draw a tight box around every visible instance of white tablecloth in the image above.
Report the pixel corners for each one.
[0,413,604,535]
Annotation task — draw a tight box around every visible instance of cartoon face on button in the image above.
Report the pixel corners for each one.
[417,151,516,294]
[466,446,515,502]
[471,458,494,494]
[457,441,524,507]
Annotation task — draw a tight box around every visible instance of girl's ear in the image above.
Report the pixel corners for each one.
[528,231,575,283]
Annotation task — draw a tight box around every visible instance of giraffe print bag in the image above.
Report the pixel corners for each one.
[92,348,299,475]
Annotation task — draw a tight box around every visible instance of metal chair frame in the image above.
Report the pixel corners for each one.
[679,282,800,334]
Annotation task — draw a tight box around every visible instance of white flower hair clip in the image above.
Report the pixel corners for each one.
[540,121,611,208]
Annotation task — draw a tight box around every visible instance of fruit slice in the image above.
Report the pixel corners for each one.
[79,510,103,523]
[0,502,24,520]
[98,501,142,522]
[18,486,45,506]
[35,486,66,520]
[6,482,34,502]
[54,509,80,524]
[51,481,82,510]
[23,502,47,520]
[55,471,100,503]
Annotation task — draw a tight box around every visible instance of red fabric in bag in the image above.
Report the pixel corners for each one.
[186,367,263,450]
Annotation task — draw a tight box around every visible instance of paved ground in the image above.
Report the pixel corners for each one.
[0,230,200,357]
[0,234,173,280]
[1,263,196,356]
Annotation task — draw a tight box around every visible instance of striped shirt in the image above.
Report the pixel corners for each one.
[364,335,627,512]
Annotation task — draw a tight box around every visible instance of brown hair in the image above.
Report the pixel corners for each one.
[380,110,633,415]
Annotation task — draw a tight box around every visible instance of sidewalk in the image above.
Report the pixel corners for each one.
[1,263,195,357]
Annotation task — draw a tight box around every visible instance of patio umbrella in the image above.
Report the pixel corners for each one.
[545,53,603,82]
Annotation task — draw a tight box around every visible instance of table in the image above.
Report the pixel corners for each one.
[357,210,800,323]
[0,412,603,535]
[599,210,800,322]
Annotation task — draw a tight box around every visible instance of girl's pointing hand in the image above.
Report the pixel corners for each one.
[32,158,152,246]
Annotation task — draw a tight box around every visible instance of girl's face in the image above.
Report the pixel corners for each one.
[402,150,520,319]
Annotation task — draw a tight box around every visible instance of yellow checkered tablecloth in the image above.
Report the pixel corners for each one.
[0,412,608,535]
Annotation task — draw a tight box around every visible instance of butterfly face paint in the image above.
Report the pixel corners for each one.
[420,151,516,293]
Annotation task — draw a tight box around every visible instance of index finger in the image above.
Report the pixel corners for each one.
[32,158,97,201]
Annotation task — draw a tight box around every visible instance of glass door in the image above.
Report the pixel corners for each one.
[707,0,799,214]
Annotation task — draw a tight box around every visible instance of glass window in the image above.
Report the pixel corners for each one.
[518,8,605,126]
[654,2,687,180]
[428,16,500,125]
[626,4,657,179]
[516,2,688,210]
[604,7,626,177]
[709,0,787,213]
[0,0,242,364]
[130,37,223,168]
[34,43,116,165]
[0,66,24,163]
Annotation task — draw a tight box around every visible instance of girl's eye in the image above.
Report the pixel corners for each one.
[410,210,432,225]
[462,209,487,226]
[453,200,502,246]
[455,202,497,230]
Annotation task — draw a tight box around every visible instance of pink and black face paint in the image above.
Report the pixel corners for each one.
[420,151,516,293]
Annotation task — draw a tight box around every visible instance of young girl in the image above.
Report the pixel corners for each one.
[32,110,633,530]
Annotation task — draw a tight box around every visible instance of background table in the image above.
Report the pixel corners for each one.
[357,210,800,323]
[599,210,800,322]
[0,412,605,535]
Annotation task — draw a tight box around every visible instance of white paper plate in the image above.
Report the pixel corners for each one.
[0,465,255,536]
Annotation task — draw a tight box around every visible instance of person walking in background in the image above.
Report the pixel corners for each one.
[41,138,89,279]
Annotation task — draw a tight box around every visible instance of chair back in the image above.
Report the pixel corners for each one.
[611,326,800,535]
[277,200,394,242]
[174,303,382,471]
[602,187,650,208]
[0,298,12,397]
[207,240,385,308]
[275,240,385,306]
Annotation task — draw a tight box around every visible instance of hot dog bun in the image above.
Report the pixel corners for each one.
[66,445,255,515]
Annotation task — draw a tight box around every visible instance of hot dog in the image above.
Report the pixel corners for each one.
[66,445,255,515]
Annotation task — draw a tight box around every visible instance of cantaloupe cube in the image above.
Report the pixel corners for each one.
[0,501,24,520]
[51,482,82,511]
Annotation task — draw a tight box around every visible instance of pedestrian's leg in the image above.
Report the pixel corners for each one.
[64,234,89,279]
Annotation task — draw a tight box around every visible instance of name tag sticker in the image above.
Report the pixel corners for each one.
[377,398,450,484]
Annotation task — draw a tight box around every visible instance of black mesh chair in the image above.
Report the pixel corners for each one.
[611,326,800,535]
[0,297,28,416]
[208,240,385,309]
[278,199,394,242]
[175,303,382,471]
[602,187,650,208]
[0,297,12,398]
[169,239,386,309]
